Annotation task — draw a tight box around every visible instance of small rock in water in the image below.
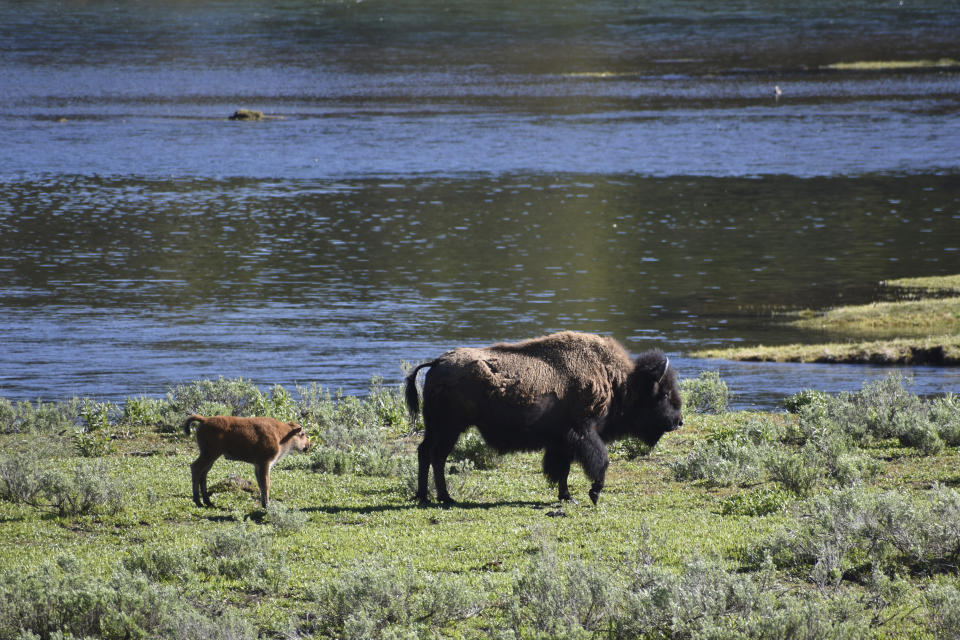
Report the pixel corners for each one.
[229,109,265,121]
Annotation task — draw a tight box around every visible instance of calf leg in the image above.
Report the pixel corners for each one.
[191,454,219,507]
[255,462,271,508]
[574,430,609,505]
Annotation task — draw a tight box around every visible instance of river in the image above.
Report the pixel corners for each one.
[1,0,959,408]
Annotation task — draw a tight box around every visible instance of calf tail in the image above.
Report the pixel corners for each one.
[181,414,203,436]
[405,361,435,425]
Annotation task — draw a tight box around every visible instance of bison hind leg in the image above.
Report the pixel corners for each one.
[417,417,467,505]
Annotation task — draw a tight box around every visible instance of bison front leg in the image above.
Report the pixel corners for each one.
[543,444,575,503]
[576,430,609,505]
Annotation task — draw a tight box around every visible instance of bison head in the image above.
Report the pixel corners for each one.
[622,351,683,446]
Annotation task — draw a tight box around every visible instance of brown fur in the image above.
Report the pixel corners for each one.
[182,414,311,508]
[406,331,683,505]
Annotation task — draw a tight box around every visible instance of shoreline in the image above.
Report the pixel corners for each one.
[691,275,960,366]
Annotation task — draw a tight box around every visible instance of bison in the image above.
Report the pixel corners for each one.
[406,331,682,505]
[183,414,311,508]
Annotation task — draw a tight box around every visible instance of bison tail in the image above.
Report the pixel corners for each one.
[404,361,435,426]
[181,414,203,435]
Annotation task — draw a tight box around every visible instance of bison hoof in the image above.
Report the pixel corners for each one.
[589,490,601,505]
[559,494,579,506]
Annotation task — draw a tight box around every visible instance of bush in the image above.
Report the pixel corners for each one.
[790,375,960,456]
[0,562,256,640]
[0,398,82,435]
[721,486,793,516]
[0,451,48,505]
[670,437,768,487]
[265,501,309,534]
[783,389,830,414]
[755,485,960,584]
[508,544,612,637]
[680,370,731,414]
[167,377,264,421]
[303,562,480,640]
[44,461,124,517]
[122,544,196,582]
[450,430,502,470]
[199,525,289,593]
[925,582,960,640]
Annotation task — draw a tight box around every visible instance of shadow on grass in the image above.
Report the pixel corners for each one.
[303,498,549,516]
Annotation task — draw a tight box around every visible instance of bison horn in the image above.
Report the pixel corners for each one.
[658,357,670,384]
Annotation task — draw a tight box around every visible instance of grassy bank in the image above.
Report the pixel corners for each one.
[2,374,960,638]
[693,334,960,366]
[692,274,960,365]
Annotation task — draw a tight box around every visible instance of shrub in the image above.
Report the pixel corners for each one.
[74,401,116,457]
[0,562,256,640]
[303,562,481,640]
[680,370,731,414]
[670,436,768,487]
[755,485,960,584]
[0,398,82,435]
[44,461,124,517]
[721,486,793,516]
[0,451,48,506]
[791,375,960,455]
[168,377,264,419]
[783,389,830,414]
[925,582,960,640]
[368,375,411,434]
[120,396,171,431]
[200,525,271,580]
[122,545,197,582]
[265,501,309,534]
[450,429,502,470]
[249,384,300,423]
[508,545,612,637]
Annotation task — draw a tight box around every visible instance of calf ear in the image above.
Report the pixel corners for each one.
[281,425,304,443]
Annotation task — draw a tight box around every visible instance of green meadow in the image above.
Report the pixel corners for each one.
[2,373,960,639]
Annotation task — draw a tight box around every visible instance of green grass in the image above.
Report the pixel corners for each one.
[693,274,960,366]
[883,274,960,295]
[2,375,960,638]
[693,334,960,365]
[788,298,960,338]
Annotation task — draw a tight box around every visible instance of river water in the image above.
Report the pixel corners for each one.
[1,0,959,408]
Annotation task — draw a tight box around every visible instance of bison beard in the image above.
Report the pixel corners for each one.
[406,331,683,505]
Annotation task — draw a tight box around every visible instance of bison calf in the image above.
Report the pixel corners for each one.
[183,414,311,508]
[407,331,683,505]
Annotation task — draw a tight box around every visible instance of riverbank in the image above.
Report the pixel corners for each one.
[692,275,960,366]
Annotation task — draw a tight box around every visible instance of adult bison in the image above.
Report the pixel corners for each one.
[405,331,683,505]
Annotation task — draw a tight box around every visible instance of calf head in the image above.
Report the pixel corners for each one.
[281,423,312,453]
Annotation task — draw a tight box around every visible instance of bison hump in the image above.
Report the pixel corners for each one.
[445,338,623,418]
